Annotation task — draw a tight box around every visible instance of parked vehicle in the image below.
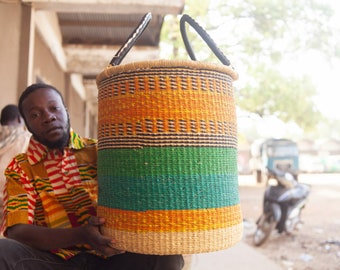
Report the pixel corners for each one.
[250,138,299,183]
[253,168,310,246]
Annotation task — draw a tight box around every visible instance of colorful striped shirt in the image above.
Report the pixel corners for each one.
[1,130,98,259]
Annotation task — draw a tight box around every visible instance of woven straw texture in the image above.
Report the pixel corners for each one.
[96,59,243,255]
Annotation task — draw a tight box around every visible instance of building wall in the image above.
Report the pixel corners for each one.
[33,25,86,136]
[68,84,86,136]
[32,32,65,95]
[0,4,21,109]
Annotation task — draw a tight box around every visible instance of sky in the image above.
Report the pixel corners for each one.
[250,0,340,123]
[220,0,340,121]
[237,0,340,138]
[269,0,340,120]
[307,0,340,119]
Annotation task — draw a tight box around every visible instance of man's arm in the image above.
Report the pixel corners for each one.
[6,216,123,256]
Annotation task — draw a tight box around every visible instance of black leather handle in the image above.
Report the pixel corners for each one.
[110,12,152,66]
[180,14,230,66]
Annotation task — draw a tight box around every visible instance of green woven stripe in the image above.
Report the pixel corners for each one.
[98,174,239,210]
[97,147,239,210]
[98,147,238,177]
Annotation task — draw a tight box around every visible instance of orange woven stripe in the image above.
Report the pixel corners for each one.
[98,90,236,125]
[97,204,242,233]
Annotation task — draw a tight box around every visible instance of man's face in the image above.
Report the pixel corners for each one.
[21,87,70,149]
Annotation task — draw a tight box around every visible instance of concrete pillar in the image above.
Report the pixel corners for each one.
[17,3,35,97]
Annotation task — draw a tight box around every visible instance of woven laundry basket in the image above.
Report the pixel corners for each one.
[96,59,243,255]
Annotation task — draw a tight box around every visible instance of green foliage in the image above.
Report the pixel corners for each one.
[160,0,339,135]
[236,63,321,131]
[160,0,211,60]
[212,0,337,63]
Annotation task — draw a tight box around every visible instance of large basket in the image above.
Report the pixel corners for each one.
[96,59,243,255]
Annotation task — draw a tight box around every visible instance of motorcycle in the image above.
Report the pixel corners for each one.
[253,168,310,246]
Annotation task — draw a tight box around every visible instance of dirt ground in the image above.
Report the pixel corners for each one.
[239,173,340,270]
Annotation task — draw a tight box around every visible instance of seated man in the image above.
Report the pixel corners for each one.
[0,83,184,270]
[0,104,30,221]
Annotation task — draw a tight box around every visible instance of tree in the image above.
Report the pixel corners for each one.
[160,0,211,60]
[160,0,339,134]
[236,63,322,131]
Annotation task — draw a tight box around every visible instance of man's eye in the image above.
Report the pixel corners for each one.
[51,106,60,112]
[30,112,40,119]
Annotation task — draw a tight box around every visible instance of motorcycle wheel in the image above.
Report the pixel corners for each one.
[253,214,277,246]
[285,210,302,233]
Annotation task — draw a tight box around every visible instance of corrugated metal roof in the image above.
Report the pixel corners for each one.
[58,13,163,46]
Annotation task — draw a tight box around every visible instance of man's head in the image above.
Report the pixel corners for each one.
[18,83,70,150]
[0,104,23,126]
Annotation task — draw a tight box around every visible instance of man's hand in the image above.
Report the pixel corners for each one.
[84,216,125,257]
[6,218,125,257]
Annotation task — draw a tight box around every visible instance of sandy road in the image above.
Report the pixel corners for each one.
[238,173,340,270]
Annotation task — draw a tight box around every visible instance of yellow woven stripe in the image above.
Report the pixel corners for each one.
[98,90,236,126]
[97,204,242,233]
[101,223,243,255]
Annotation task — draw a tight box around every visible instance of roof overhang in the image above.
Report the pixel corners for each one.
[25,0,185,104]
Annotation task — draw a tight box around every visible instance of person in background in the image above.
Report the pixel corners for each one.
[0,104,31,221]
[0,83,184,270]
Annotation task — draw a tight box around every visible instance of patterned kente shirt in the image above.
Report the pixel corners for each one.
[0,130,98,259]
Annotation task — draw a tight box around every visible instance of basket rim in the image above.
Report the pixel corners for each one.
[96,59,238,84]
